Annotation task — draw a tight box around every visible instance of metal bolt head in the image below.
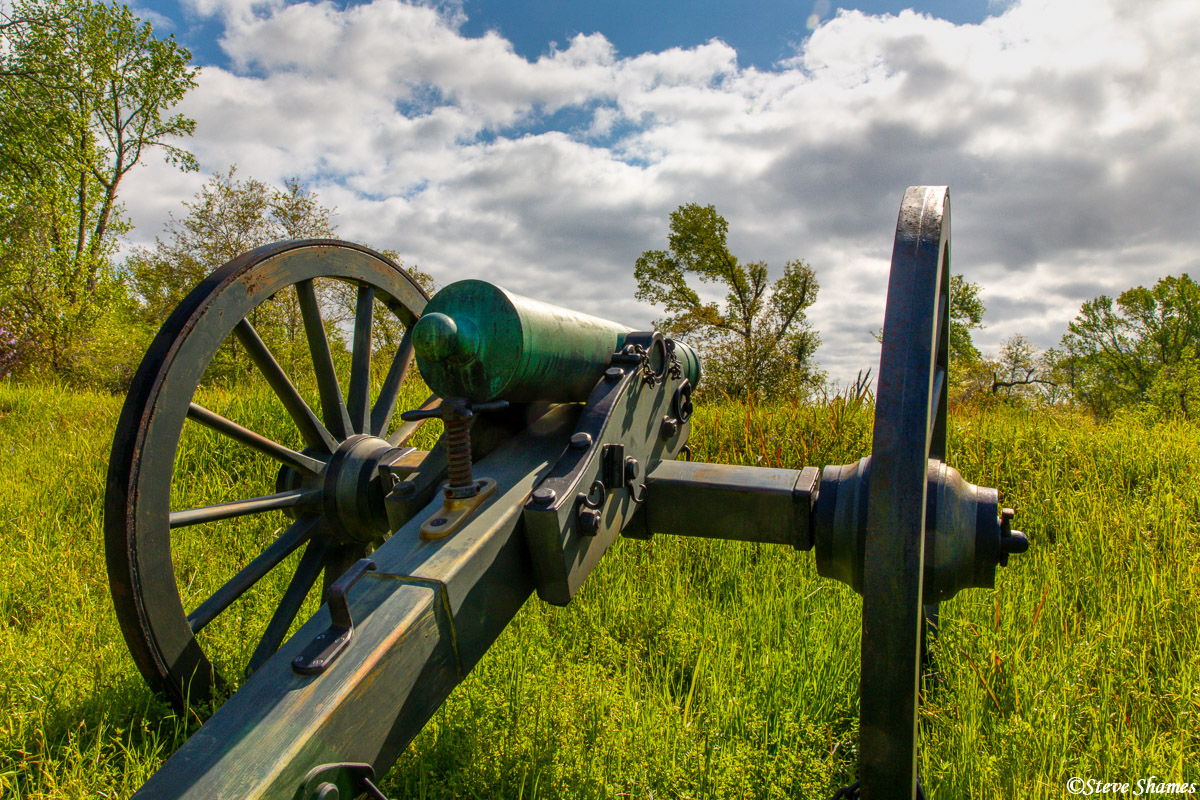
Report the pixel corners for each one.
[578,508,601,537]
[624,457,640,482]
[531,487,557,505]
[661,417,680,439]
[570,432,593,450]
[314,782,340,800]
[390,480,417,500]
[997,508,1027,566]
[604,367,623,382]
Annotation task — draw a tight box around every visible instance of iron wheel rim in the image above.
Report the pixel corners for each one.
[858,186,950,797]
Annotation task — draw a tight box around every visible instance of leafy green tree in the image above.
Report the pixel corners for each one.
[635,203,822,399]
[1056,273,1200,415]
[949,274,985,364]
[1148,345,1200,420]
[127,167,334,323]
[127,167,434,383]
[987,333,1057,401]
[0,0,196,377]
[126,167,337,379]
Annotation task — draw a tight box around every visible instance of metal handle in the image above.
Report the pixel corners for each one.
[327,558,377,630]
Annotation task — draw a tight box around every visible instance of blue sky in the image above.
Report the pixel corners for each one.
[455,1,997,69]
[124,0,1198,383]
[149,1,1000,71]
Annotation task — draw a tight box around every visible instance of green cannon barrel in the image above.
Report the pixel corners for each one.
[412,280,699,403]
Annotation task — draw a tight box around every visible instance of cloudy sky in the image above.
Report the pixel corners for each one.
[124,0,1199,384]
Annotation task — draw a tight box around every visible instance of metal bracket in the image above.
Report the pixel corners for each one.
[292,559,377,675]
[523,331,690,605]
[600,443,625,490]
[419,477,498,540]
[298,762,389,800]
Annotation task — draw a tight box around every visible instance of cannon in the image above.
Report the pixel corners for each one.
[105,186,1028,799]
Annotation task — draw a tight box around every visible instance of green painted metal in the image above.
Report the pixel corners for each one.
[413,280,633,402]
[672,339,701,388]
[812,456,1026,601]
[640,461,818,549]
[522,332,690,606]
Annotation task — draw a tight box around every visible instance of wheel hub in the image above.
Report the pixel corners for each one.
[322,434,402,544]
[812,456,1028,601]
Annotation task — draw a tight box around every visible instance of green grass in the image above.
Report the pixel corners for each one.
[0,380,1197,799]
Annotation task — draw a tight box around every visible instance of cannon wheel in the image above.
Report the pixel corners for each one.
[105,240,430,711]
[859,186,950,797]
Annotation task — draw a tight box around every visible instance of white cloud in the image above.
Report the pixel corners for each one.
[121,0,1200,384]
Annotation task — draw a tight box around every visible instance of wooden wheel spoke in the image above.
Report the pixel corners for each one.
[245,536,329,677]
[388,393,440,446]
[187,403,325,477]
[186,516,320,634]
[370,325,414,438]
[234,319,338,454]
[169,488,322,529]
[347,285,375,435]
[297,279,352,441]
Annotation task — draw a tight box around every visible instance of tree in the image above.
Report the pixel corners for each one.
[0,0,196,376]
[127,167,434,383]
[949,273,985,365]
[126,167,336,379]
[1056,273,1200,415]
[635,203,821,399]
[1147,345,1200,420]
[127,167,335,322]
[988,334,1056,400]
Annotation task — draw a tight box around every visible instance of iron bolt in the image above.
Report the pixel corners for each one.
[570,432,593,450]
[531,487,557,505]
[661,417,679,439]
[997,508,1028,566]
[604,367,623,382]
[624,457,640,482]
[390,481,417,500]
[314,782,340,800]
[578,508,601,537]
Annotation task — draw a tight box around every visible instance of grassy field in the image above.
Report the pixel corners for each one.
[0,379,1197,798]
